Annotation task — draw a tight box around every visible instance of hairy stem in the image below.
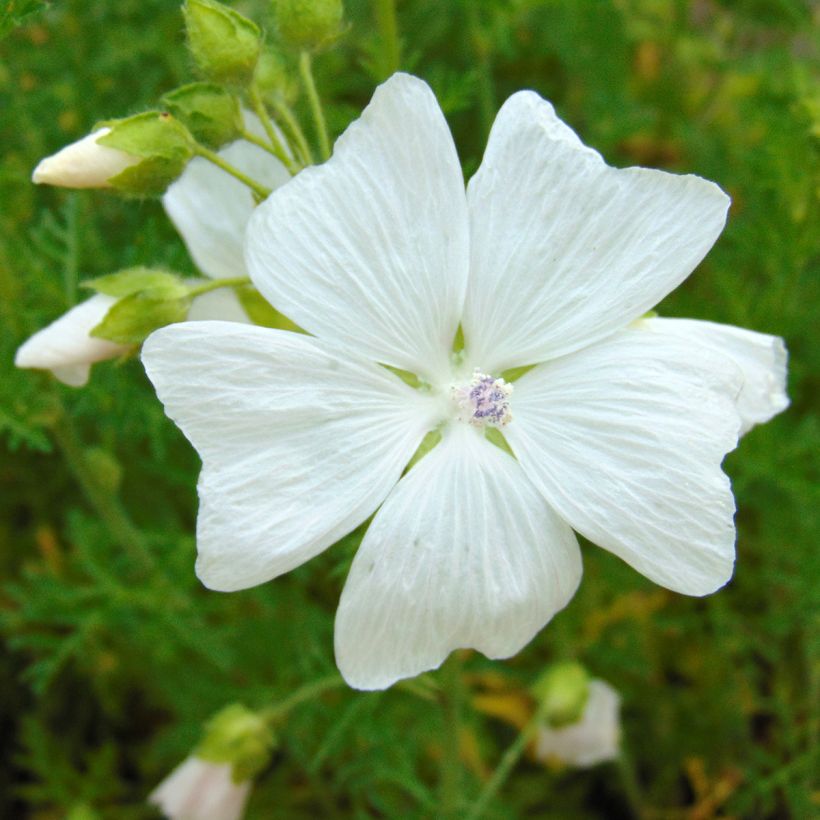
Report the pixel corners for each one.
[193,144,272,198]
[261,674,346,724]
[247,83,300,174]
[187,276,250,298]
[373,0,401,77]
[299,51,331,161]
[466,704,545,820]
[270,96,314,166]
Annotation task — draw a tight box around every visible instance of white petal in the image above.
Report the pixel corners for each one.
[188,287,250,323]
[149,757,251,820]
[535,680,621,768]
[163,126,290,281]
[246,73,469,383]
[640,317,789,434]
[142,321,437,591]
[32,128,140,189]
[335,425,582,690]
[505,328,743,596]
[463,91,730,372]
[15,294,126,386]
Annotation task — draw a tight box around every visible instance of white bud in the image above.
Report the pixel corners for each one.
[534,680,621,768]
[148,756,251,820]
[32,128,141,189]
[15,294,126,386]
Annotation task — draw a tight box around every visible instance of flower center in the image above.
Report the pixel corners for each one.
[451,369,513,428]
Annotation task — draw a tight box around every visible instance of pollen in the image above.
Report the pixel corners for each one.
[452,369,513,428]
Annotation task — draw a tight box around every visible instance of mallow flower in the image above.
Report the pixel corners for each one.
[17,117,289,386]
[534,680,621,769]
[142,73,789,690]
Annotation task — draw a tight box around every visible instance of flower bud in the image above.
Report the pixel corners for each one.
[32,129,141,189]
[531,660,590,728]
[253,49,299,105]
[14,294,127,387]
[149,756,251,820]
[273,0,344,50]
[534,680,621,768]
[184,0,261,86]
[162,83,242,149]
[94,112,195,197]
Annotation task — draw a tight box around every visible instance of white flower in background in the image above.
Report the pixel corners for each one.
[149,756,250,820]
[142,73,789,690]
[17,116,289,386]
[535,680,621,768]
[31,128,141,189]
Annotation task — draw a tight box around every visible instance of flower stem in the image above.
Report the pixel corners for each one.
[465,703,546,820]
[187,276,250,298]
[247,83,301,175]
[299,51,331,161]
[269,96,314,166]
[193,144,272,199]
[440,654,465,817]
[261,674,346,724]
[50,413,156,575]
[372,0,401,77]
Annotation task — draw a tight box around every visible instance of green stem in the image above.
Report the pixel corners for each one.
[299,51,331,161]
[193,144,272,198]
[466,704,546,820]
[187,276,250,298]
[270,96,314,166]
[247,84,300,174]
[440,654,464,817]
[372,0,401,77]
[50,413,156,574]
[261,674,346,725]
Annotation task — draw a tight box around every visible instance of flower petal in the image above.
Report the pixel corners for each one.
[463,91,730,372]
[640,317,789,434]
[163,128,290,281]
[335,425,582,690]
[142,321,437,591]
[15,294,125,386]
[246,73,469,383]
[505,328,743,596]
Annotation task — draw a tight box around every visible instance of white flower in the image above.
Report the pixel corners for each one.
[142,73,788,690]
[17,119,290,386]
[535,680,621,768]
[31,128,141,189]
[148,756,251,820]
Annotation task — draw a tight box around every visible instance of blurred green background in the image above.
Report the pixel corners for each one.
[1,0,818,817]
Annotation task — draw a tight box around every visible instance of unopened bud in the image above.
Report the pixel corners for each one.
[531,661,590,728]
[95,112,195,196]
[32,129,141,189]
[184,0,261,86]
[274,0,344,50]
[162,83,243,149]
[253,50,299,105]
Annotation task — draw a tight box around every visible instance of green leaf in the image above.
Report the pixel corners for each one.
[90,290,192,345]
[82,267,186,298]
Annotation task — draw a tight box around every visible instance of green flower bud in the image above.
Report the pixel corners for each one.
[162,82,242,149]
[253,49,299,105]
[274,0,344,50]
[184,0,261,86]
[96,112,195,196]
[531,661,591,728]
[196,704,276,783]
[83,267,187,299]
